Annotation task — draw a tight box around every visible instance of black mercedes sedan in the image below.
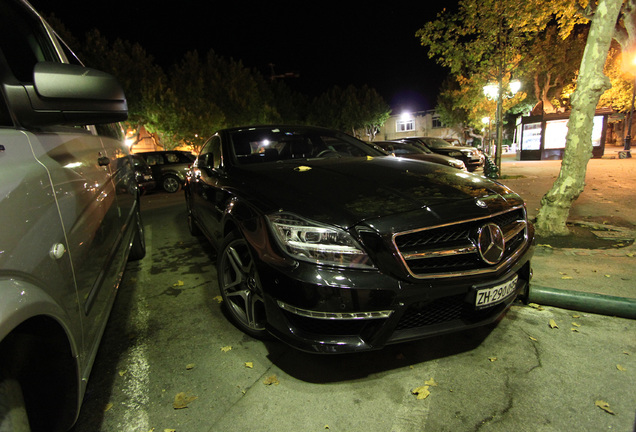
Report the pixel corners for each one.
[185,125,534,353]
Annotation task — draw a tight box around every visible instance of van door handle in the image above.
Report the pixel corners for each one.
[98,156,110,166]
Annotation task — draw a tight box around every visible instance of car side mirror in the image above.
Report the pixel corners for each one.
[2,62,128,127]
[199,154,215,173]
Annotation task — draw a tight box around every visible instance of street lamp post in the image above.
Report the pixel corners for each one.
[622,50,636,158]
[483,79,520,175]
[481,116,491,155]
[623,77,635,158]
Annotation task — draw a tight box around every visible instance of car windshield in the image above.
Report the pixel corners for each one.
[421,138,453,149]
[132,155,148,167]
[229,127,383,165]
[381,142,430,155]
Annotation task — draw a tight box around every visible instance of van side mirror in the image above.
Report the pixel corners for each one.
[2,62,127,127]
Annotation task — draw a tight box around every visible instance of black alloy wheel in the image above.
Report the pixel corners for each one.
[217,232,268,338]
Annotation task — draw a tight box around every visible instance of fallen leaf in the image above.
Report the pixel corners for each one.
[537,244,552,248]
[221,346,232,352]
[571,328,579,332]
[294,166,312,172]
[173,392,197,409]
[104,403,113,412]
[529,336,538,342]
[424,378,438,386]
[549,319,559,329]
[488,357,498,362]
[411,385,430,400]
[118,370,127,377]
[572,314,580,318]
[617,364,626,372]
[528,303,544,310]
[263,375,280,385]
[604,274,611,278]
[571,322,581,327]
[595,400,615,415]
[164,429,175,432]
[561,276,573,280]
[173,280,184,287]
[245,362,254,368]
[213,295,223,303]
[186,363,195,370]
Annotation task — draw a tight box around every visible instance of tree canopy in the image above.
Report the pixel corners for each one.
[46,15,392,151]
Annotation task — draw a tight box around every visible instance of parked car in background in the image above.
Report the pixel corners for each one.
[444,138,462,146]
[0,0,145,430]
[136,150,195,193]
[398,137,485,172]
[185,125,534,354]
[132,154,157,193]
[375,140,466,170]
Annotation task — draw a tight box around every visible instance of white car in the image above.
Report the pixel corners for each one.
[0,1,144,430]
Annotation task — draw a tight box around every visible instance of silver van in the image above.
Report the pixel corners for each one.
[0,0,145,430]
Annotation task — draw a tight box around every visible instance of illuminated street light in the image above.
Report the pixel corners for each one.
[483,79,521,175]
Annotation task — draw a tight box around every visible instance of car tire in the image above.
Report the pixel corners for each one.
[162,175,181,193]
[0,372,31,432]
[217,232,269,339]
[128,208,146,261]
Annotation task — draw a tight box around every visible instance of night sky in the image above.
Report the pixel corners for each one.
[28,1,453,112]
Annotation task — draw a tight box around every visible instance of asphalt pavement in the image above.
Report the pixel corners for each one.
[496,146,636,319]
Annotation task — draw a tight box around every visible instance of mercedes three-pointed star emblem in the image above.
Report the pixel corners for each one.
[477,223,505,265]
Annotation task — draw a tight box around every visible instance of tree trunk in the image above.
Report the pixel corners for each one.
[535,0,623,237]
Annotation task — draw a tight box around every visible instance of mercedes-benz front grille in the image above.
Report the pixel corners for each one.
[392,206,529,279]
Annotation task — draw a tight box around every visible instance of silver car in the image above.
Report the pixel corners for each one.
[0,0,145,430]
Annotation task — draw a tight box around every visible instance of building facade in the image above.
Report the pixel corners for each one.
[375,110,463,142]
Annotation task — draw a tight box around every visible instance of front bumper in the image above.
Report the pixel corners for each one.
[256,244,533,354]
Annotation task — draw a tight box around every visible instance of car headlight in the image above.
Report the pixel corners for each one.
[267,213,375,269]
[448,159,467,170]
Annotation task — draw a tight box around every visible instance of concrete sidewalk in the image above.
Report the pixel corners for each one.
[495,147,636,318]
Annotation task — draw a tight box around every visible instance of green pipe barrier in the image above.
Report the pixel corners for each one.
[528,285,636,320]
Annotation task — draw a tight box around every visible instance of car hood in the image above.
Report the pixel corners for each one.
[434,145,477,153]
[400,153,462,165]
[232,156,519,228]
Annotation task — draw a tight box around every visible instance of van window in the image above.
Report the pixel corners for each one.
[0,0,59,82]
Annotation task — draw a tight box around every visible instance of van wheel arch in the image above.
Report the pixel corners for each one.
[0,317,78,432]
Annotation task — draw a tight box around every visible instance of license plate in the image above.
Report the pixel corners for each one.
[474,275,518,308]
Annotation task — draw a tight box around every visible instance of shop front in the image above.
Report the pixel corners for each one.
[517,110,611,160]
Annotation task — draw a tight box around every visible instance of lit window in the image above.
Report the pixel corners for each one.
[396,119,414,132]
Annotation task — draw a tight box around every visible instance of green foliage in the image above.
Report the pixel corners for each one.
[419,0,630,124]
[307,85,391,138]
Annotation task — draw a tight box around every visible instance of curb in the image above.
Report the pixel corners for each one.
[528,284,636,320]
